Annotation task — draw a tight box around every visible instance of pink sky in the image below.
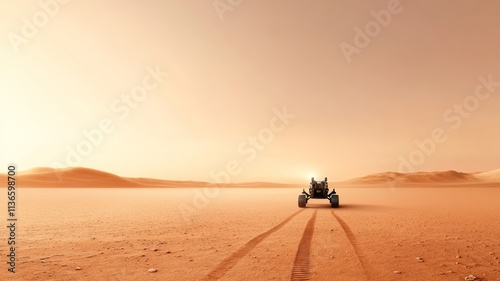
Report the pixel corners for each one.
[1,0,499,183]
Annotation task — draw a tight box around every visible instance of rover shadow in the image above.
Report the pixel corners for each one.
[304,202,391,211]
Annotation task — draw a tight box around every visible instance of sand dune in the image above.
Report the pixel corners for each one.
[345,170,482,184]
[474,168,500,182]
[3,167,500,187]
[2,167,300,188]
[12,167,143,187]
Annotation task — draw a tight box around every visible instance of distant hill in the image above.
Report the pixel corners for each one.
[1,167,301,188]
[474,169,500,182]
[2,167,499,188]
[344,170,480,184]
[11,167,143,187]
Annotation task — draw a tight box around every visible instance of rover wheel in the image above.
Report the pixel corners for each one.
[330,195,339,208]
[298,195,307,208]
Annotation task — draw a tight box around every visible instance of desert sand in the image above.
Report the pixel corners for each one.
[0,186,499,281]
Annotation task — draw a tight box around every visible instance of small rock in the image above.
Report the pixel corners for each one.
[416,257,424,263]
[166,251,171,254]
[464,275,477,281]
[75,267,82,271]
[153,248,158,252]
[456,255,462,258]
[148,268,157,273]
[447,270,454,273]
[393,271,402,274]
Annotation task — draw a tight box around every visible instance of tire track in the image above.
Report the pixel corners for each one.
[290,210,317,281]
[331,211,370,280]
[204,209,305,280]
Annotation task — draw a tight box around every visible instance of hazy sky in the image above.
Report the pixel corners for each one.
[1,0,499,183]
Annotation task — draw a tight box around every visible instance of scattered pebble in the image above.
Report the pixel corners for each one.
[148,268,157,273]
[393,271,401,274]
[416,257,424,263]
[464,275,477,281]
[75,267,82,271]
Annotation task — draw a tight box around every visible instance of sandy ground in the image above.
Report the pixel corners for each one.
[0,187,499,280]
